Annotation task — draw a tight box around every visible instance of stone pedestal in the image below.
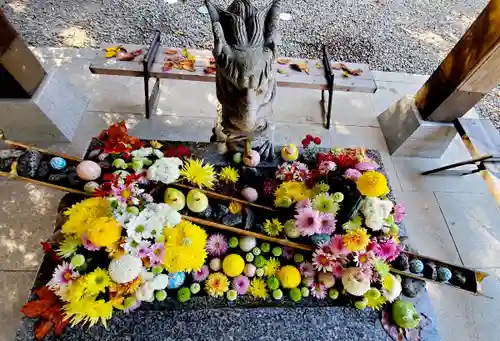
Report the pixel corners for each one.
[378,96,456,158]
[0,69,89,143]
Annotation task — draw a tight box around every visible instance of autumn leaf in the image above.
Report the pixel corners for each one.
[204,66,216,74]
[21,300,52,318]
[332,63,363,76]
[277,58,291,65]
[277,68,288,75]
[343,70,349,78]
[179,59,195,72]
[104,46,121,58]
[165,49,178,55]
[181,48,195,61]
[33,286,57,303]
[35,320,54,340]
[290,63,309,74]
[53,318,69,337]
[316,62,322,69]
[163,62,174,72]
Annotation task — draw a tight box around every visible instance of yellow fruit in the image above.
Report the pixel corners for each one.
[222,254,245,277]
[277,265,301,289]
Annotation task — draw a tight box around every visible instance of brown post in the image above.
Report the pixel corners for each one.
[415,0,500,122]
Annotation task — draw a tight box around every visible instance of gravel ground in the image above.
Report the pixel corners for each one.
[3,0,499,129]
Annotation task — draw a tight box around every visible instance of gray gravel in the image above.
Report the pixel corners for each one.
[3,0,499,129]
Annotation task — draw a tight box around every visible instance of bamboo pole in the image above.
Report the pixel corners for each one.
[182,215,315,252]
[173,183,277,212]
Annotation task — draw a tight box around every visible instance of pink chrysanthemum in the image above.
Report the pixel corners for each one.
[318,161,337,175]
[311,282,327,299]
[283,247,295,260]
[312,250,333,272]
[148,242,165,266]
[393,202,406,224]
[124,298,141,314]
[327,235,350,256]
[137,240,152,258]
[331,262,345,278]
[82,232,100,251]
[295,208,321,236]
[110,183,137,204]
[48,262,78,289]
[371,238,401,262]
[344,168,362,182]
[232,275,250,295]
[295,198,311,211]
[192,265,210,282]
[299,262,316,278]
[206,234,228,257]
[318,213,336,234]
[354,161,379,171]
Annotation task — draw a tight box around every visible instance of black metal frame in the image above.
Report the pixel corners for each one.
[143,30,162,119]
[321,45,334,129]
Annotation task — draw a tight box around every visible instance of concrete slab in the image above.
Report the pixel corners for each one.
[0,271,36,341]
[434,192,500,268]
[391,190,462,264]
[0,180,63,270]
[427,268,500,341]
[371,71,429,84]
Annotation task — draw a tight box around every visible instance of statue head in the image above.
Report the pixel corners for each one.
[206,0,280,134]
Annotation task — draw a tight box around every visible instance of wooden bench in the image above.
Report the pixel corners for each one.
[89,31,377,129]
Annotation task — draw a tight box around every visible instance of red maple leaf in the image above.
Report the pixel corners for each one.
[34,320,54,340]
[21,300,52,318]
[33,286,57,303]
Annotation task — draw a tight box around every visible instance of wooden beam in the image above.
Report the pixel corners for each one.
[415,0,500,122]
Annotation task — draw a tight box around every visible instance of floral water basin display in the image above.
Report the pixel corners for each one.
[18,123,447,341]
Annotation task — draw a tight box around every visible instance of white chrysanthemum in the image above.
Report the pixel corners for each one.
[147,157,183,184]
[151,274,170,290]
[109,254,143,284]
[341,267,371,296]
[136,282,155,302]
[132,147,153,158]
[126,214,154,242]
[382,274,402,302]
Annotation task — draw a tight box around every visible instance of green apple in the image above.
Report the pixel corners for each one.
[186,189,209,213]
[164,188,186,211]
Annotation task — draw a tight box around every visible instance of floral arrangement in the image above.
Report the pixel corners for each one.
[25,126,411,339]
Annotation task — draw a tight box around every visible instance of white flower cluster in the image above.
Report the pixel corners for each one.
[147,157,183,184]
[135,270,171,302]
[131,147,164,159]
[109,254,143,284]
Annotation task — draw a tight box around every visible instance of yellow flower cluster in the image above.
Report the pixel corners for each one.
[219,166,239,184]
[249,278,268,299]
[205,272,229,297]
[343,227,370,252]
[180,159,217,189]
[163,220,207,272]
[274,181,312,204]
[356,171,389,197]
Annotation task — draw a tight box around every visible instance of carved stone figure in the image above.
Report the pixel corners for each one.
[206,0,280,159]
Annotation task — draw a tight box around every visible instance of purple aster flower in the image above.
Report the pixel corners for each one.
[232,275,250,295]
[206,234,228,257]
[192,265,209,282]
[318,213,336,234]
[148,242,165,266]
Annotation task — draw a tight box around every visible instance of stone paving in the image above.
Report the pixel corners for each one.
[1,47,500,341]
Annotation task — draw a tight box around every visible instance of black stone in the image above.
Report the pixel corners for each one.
[48,172,68,183]
[255,224,264,233]
[198,204,212,219]
[36,160,51,180]
[392,254,410,271]
[16,150,43,178]
[402,277,426,298]
[423,261,437,281]
[222,214,243,226]
[243,207,255,229]
[67,172,81,188]
[87,149,102,160]
[0,158,13,172]
[98,161,112,170]
[66,165,76,173]
[213,204,229,220]
[450,270,467,287]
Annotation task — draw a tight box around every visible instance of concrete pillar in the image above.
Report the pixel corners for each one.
[0,10,88,143]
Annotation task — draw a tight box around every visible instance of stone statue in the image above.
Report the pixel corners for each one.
[206,0,280,159]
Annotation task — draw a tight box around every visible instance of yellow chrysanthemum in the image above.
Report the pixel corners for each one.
[219,166,239,184]
[83,268,112,295]
[180,159,217,189]
[364,288,386,310]
[275,181,312,203]
[356,171,390,197]
[87,217,122,248]
[343,227,370,252]
[249,278,268,299]
[56,235,81,259]
[205,272,229,297]
[149,140,163,149]
[63,296,113,327]
[163,220,207,272]
[65,278,86,302]
[263,219,283,237]
[263,257,280,277]
[228,201,242,214]
[106,240,125,259]
[63,198,111,237]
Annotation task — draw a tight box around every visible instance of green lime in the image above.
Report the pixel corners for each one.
[267,277,280,290]
[177,287,191,303]
[71,254,85,267]
[190,283,201,294]
[272,289,283,300]
[290,288,302,302]
[155,290,167,301]
[328,288,339,300]
[301,287,310,298]
[126,206,140,215]
[355,298,368,310]
[272,246,282,257]
[124,296,137,308]
[228,237,239,248]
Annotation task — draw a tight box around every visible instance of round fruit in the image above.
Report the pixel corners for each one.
[284,220,300,239]
[244,263,256,277]
[240,236,257,252]
[290,288,302,302]
[222,254,245,277]
[112,158,126,169]
[177,287,191,303]
[267,277,280,290]
[227,289,238,301]
[275,196,293,208]
[273,289,283,300]
[209,258,221,271]
[164,188,186,211]
[392,300,421,329]
[233,152,243,164]
[301,287,310,298]
[328,288,339,300]
[71,254,85,267]
[152,266,164,274]
[126,206,140,215]
[228,237,239,248]
[186,189,209,213]
[293,253,304,263]
[355,298,368,310]
[277,266,301,289]
[190,283,201,294]
[155,290,167,301]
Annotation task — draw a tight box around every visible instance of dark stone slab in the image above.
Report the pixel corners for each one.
[16,141,436,341]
